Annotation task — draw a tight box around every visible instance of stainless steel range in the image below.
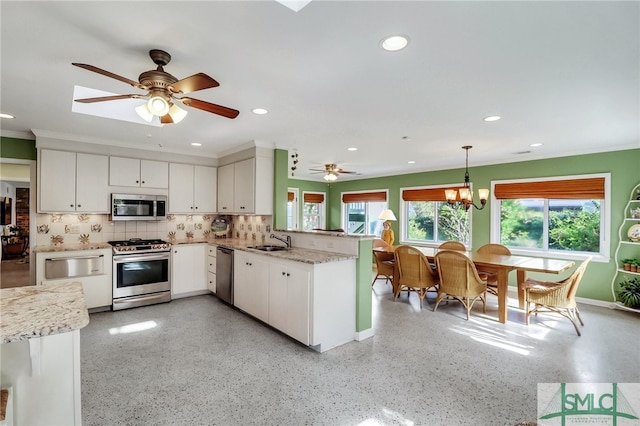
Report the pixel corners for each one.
[108,238,172,310]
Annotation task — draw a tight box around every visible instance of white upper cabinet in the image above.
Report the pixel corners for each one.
[109,157,168,188]
[168,163,217,214]
[39,149,109,213]
[216,163,235,213]
[216,154,273,215]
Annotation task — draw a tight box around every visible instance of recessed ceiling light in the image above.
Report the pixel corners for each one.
[252,108,268,115]
[191,142,202,147]
[484,115,501,122]
[408,160,415,164]
[0,113,15,119]
[380,35,409,52]
[347,147,358,151]
[530,143,543,147]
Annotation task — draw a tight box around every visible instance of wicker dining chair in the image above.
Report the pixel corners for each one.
[393,245,439,309]
[438,241,466,251]
[476,243,512,296]
[434,250,487,319]
[523,257,591,336]
[372,249,395,287]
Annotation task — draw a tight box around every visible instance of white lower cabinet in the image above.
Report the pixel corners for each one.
[35,249,112,310]
[234,251,269,323]
[233,250,356,352]
[171,244,207,298]
[268,260,310,345]
[207,244,217,293]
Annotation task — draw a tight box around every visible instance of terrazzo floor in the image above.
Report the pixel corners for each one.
[81,280,640,426]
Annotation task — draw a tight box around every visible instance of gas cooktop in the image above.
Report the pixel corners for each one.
[108,238,171,254]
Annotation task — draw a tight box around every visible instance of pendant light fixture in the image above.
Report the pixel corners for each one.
[444,146,489,211]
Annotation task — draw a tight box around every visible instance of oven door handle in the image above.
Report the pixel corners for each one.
[113,253,170,263]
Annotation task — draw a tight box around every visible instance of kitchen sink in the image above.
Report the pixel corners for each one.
[249,245,288,252]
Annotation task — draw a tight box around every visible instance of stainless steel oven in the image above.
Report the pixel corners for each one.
[109,239,171,310]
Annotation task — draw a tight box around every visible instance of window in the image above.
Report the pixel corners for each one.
[302,192,325,231]
[401,185,470,246]
[287,189,298,230]
[492,174,610,259]
[341,191,387,235]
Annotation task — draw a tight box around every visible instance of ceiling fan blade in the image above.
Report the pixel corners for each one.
[169,73,219,95]
[160,114,174,124]
[72,63,146,90]
[179,97,239,119]
[74,94,143,103]
[338,170,357,174]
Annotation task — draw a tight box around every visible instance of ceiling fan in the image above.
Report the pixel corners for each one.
[72,49,239,124]
[310,163,359,181]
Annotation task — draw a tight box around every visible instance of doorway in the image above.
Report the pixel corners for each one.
[0,161,33,288]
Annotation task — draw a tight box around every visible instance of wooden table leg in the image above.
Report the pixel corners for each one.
[497,268,509,323]
[517,269,526,309]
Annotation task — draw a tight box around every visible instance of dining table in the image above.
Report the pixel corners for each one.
[375,246,575,323]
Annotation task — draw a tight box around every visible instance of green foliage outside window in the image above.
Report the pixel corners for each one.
[500,199,600,253]
[407,201,469,244]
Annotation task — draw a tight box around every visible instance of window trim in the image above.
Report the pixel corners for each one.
[399,183,473,249]
[287,187,299,230]
[490,173,611,262]
[302,190,326,231]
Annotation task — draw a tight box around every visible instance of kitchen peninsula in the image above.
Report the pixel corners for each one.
[0,281,89,425]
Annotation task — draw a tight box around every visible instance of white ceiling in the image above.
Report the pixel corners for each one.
[1,1,638,181]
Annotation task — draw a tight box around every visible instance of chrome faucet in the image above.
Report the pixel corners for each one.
[270,233,291,249]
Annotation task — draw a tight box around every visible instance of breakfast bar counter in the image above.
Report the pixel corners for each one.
[0,281,88,425]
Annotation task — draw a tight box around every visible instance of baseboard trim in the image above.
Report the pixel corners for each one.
[355,328,375,341]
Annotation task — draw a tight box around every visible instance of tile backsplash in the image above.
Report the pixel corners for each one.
[34,213,273,246]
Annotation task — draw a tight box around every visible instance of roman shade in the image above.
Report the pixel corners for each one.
[402,186,466,202]
[287,192,295,202]
[494,177,605,200]
[342,191,387,203]
[304,193,325,203]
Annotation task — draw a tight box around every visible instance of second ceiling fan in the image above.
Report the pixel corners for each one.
[310,163,359,181]
[72,49,239,124]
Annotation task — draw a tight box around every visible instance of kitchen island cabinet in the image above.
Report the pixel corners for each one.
[0,281,89,426]
[233,246,355,352]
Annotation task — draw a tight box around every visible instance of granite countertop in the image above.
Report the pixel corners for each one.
[33,242,112,253]
[173,238,357,264]
[0,281,90,344]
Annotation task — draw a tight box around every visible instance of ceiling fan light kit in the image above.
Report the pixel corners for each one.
[73,49,239,125]
[445,145,489,211]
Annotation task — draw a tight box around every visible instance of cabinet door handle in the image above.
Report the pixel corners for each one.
[287,273,290,277]
[136,180,139,184]
[70,204,74,207]
[195,206,198,210]
[142,180,145,184]
[282,271,286,276]
[77,204,81,208]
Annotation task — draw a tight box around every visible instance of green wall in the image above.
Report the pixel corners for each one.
[288,148,640,303]
[0,137,36,160]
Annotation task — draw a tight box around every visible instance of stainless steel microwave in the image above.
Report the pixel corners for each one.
[111,194,166,221]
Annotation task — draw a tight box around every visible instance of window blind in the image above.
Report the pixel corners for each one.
[304,193,325,203]
[287,192,295,202]
[494,177,605,200]
[342,191,387,203]
[402,186,466,202]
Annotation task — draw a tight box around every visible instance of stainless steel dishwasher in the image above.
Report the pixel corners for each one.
[216,246,234,304]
